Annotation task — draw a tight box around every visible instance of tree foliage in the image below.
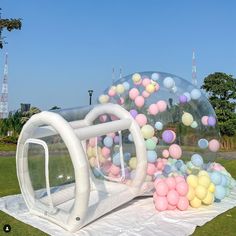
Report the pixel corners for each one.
[201,72,236,136]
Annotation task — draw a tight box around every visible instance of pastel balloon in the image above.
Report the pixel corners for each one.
[130,109,138,118]
[151,73,160,80]
[129,88,139,100]
[155,182,169,196]
[198,139,208,149]
[201,116,208,126]
[187,186,195,201]
[135,114,147,127]
[202,191,214,205]
[169,144,182,159]
[122,82,130,90]
[129,157,137,170]
[99,94,109,104]
[191,154,203,167]
[155,83,160,91]
[101,147,111,158]
[179,95,187,104]
[175,176,185,183]
[102,160,112,174]
[191,121,198,128]
[147,150,158,163]
[198,175,211,188]
[155,196,168,211]
[208,139,220,152]
[190,89,201,100]
[167,204,177,210]
[155,121,163,130]
[110,164,120,176]
[208,116,216,126]
[187,175,198,188]
[156,161,164,170]
[195,185,207,200]
[214,185,226,200]
[176,181,189,196]
[135,96,145,107]
[163,77,175,89]
[108,88,116,97]
[89,157,97,167]
[156,100,167,112]
[146,83,155,93]
[148,104,159,115]
[141,125,155,139]
[145,139,157,150]
[182,112,194,126]
[113,135,120,144]
[112,153,121,166]
[167,190,179,205]
[165,177,176,190]
[128,133,133,142]
[177,196,189,210]
[190,197,202,208]
[162,130,175,143]
[210,171,222,185]
[116,84,125,94]
[142,78,151,87]
[103,136,113,148]
[142,90,150,98]
[99,114,108,123]
[147,163,156,176]
[132,73,141,83]
[183,92,191,102]
[118,97,124,105]
[162,149,169,158]
[89,138,96,147]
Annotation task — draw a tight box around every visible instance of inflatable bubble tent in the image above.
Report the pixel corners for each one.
[16,71,225,232]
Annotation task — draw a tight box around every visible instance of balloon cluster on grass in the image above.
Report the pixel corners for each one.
[87,71,236,212]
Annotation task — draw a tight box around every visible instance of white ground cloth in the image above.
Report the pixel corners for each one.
[1,188,236,236]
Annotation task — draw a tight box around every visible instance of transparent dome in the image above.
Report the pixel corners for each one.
[96,71,220,179]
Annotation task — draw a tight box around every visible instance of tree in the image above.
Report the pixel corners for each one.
[20,107,41,125]
[0,9,22,49]
[201,72,236,136]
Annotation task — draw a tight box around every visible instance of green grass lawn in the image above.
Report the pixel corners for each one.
[0,143,16,152]
[0,157,236,235]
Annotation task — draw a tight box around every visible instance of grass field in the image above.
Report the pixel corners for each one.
[0,157,236,235]
[0,143,16,152]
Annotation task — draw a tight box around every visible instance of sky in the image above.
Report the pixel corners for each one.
[0,0,236,111]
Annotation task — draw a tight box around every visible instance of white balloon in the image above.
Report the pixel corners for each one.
[183,92,191,102]
[163,77,175,89]
[151,73,160,81]
[191,89,201,100]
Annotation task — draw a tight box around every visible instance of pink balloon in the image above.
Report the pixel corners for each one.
[154,196,168,211]
[102,160,112,174]
[155,83,160,91]
[148,104,159,115]
[108,172,121,178]
[169,144,182,159]
[134,80,142,85]
[177,196,189,211]
[147,163,156,176]
[156,100,167,112]
[156,161,164,170]
[135,114,147,127]
[153,191,158,202]
[162,158,168,165]
[167,190,180,206]
[101,147,111,158]
[118,97,125,105]
[142,90,150,98]
[108,89,116,97]
[99,114,108,123]
[110,115,119,121]
[155,182,169,196]
[110,164,120,175]
[107,132,116,138]
[201,116,209,126]
[208,139,220,152]
[129,88,139,100]
[162,149,169,158]
[154,178,164,189]
[142,78,151,87]
[135,96,145,107]
[89,138,96,147]
[165,177,176,190]
[171,130,176,142]
[167,204,177,210]
[176,181,189,196]
[175,176,185,183]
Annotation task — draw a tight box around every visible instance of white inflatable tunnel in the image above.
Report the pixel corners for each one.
[16,103,148,232]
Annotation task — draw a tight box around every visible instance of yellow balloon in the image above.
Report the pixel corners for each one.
[202,191,214,205]
[99,94,109,104]
[87,147,93,158]
[129,157,137,170]
[146,84,155,93]
[187,186,195,201]
[89,157,97,167]
[132,73,141,83]
[187,175,198,188]
[141,125,155,139]
[208,183,215,193]
[110,85,117,91]
[198,175,211,188]
[190,197,202,208]
[181,112,194,126]
[195,185,207,200]
[198,170,209,177]
[116,84,125,94]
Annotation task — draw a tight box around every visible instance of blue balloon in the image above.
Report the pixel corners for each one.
[128,133,133,142]
[215,185,226,200]
[210,171,222,185]
[123,82,130,90]
[103,136,113,148]
[154,121,163,130]
[163,165,172,174]
[180,164,187,173]
[93,167,101,177]
[191,154,203,167]
[220,175,227,187]
[198,139,208,149]
[147,150,157,163]
[124,152,131,162]
[175,160,183,169]
[112,153,121,166]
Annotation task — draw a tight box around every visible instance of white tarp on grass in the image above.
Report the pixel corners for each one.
[1,188,236,236]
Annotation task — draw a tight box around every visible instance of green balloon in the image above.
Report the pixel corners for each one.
[145,139,156,150]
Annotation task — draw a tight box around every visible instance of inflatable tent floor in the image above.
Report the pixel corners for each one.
[1,188,236,236]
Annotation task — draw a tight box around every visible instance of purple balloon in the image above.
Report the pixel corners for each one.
[114,135,120,144]
[179,95,187,104]
[162,130,174,144]
[130,109,138,118]
[208,116,216,126]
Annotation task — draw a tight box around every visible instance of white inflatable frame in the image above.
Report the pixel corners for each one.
[16,103,147,232]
